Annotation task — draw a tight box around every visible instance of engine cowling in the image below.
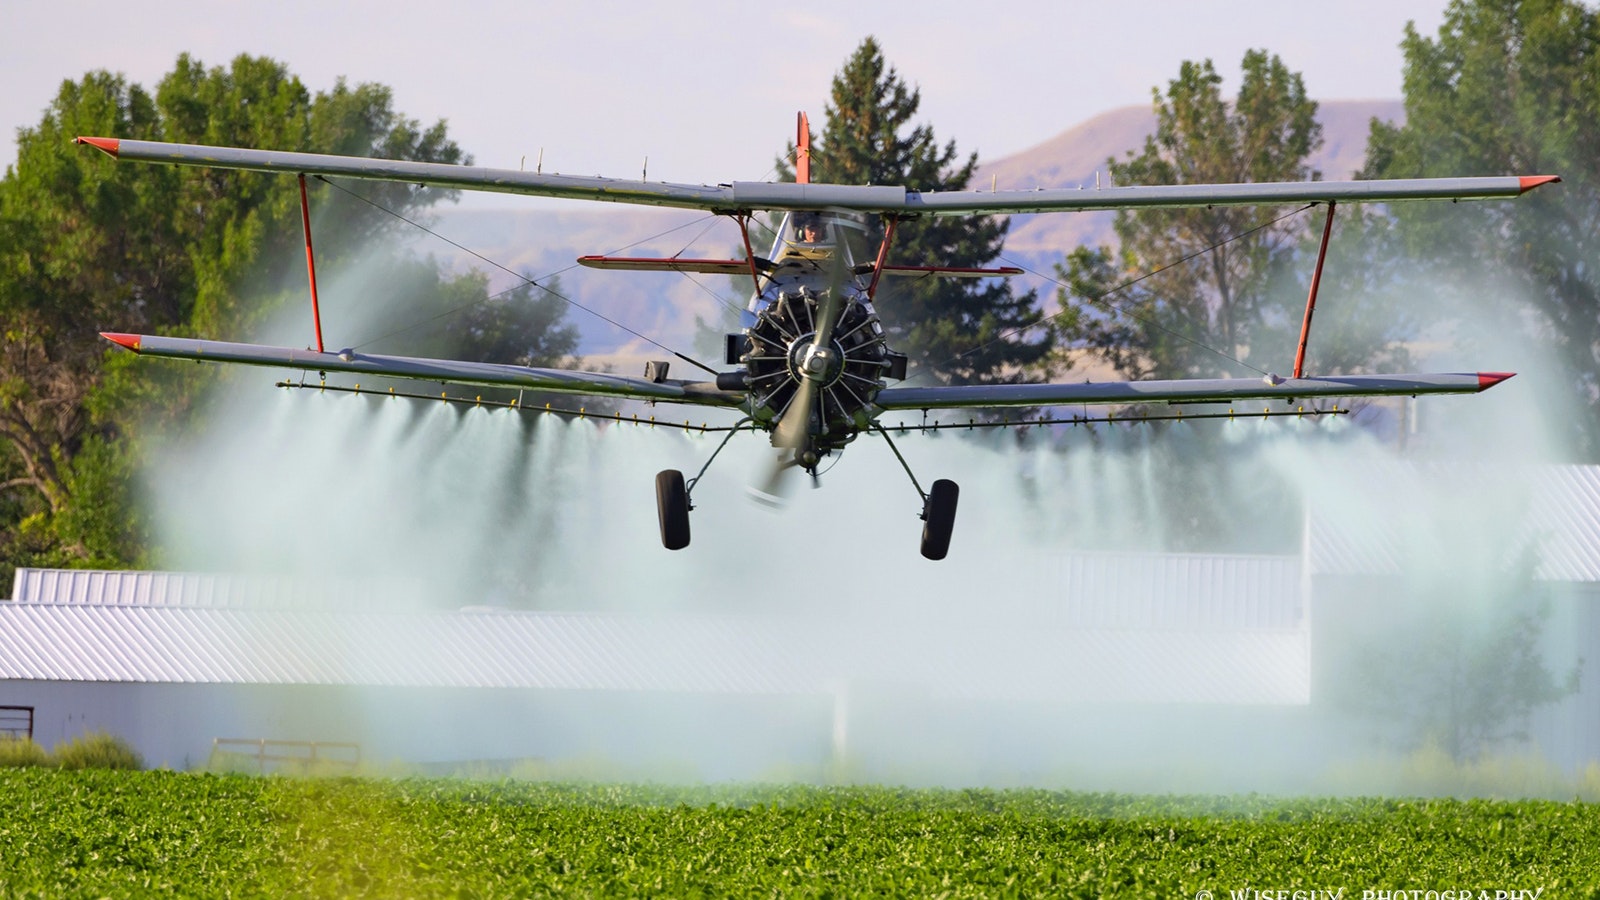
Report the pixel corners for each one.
[735,287,889,450]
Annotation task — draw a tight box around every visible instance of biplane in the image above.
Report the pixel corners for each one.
[75,114,1556,559]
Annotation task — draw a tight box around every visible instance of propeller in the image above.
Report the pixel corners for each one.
[772,287,843,448]
[750,242,852,506]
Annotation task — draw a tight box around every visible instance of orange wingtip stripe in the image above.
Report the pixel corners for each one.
[74,136,121,157]
[101,332,141,352]
[1519,175,1561,193]
[1478,371,1515,390]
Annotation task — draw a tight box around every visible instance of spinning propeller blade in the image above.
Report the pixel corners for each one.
[752,244,851,504]
[749,450,802,507]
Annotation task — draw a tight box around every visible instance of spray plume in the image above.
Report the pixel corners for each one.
[134,225,1591,795]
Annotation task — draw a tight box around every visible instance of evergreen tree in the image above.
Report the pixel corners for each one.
[786,38,1054,386]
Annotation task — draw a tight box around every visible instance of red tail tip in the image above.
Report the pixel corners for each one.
[101,332,141,352]
[1519,175,1561,193]
[74,136,121,157]
[1477,371,1515,391]
[795,112,811,185]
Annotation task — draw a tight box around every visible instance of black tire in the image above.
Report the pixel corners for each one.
[656,469,691,550]
[919,479,959,561]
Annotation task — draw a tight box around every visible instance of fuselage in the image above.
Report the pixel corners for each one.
[733,212,894,457]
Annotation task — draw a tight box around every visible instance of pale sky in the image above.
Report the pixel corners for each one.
[5,0,1448,199]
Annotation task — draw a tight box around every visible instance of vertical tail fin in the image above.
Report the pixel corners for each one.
[796,112,811,185]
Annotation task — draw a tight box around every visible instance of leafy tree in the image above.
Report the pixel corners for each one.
[445,276,580,369]
[1046,52,1419,553]
[1,72,172,523]
[0,54,576,580]
[1361,0,1600,459]
[349,259,580,368]
[1058,51,1355,381]
[150,55,468,338]
[782,38,1055,385]
[1341,542,1579,761]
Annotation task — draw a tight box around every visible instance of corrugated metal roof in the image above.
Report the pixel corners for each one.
[1032,552,1303,629]
[8,568,423,609]
[1526,466,1600,582]
[1307,462,1600,581]
[10,558,1305,631]
[1,560,1312,704]
[0,605,815,694]
[0,602,1307,704]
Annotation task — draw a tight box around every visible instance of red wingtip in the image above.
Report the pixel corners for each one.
[1477,371,1515,391]
[1519,175,1561,193]
[74,136,121,158]
[101,332,141,352]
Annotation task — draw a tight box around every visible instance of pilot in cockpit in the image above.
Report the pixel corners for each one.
[792,212,828,245]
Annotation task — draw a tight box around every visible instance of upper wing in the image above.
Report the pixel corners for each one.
[77,137,1559,215]
[100,333,743,408]
[873,372,1514,411]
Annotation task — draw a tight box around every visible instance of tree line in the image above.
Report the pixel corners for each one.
[3,0,1598,583]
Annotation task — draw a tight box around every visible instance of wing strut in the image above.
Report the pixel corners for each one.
[298,173,326,353]
[1293,200,1335,378]
[866,216,899,301]
[736,214,763,292]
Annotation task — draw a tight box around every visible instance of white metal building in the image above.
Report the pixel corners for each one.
[4,463,1595,781]
[1304,462,1600,771]
[1,557,1309,779]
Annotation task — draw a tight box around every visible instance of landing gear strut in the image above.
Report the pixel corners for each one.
[654,418,754,551]
[873,423,960,560]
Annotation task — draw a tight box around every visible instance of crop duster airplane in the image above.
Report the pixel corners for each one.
[76,115,1556,559]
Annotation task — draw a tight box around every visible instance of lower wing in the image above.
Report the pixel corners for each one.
[100,333,743,407]
[102,332,1511,412]
[873,372,1513,410]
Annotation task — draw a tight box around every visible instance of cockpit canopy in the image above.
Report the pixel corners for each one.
[771,211,871,265]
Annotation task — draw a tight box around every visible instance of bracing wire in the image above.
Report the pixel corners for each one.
[908,203,1318,384]
[315,175,720,373]
[662,217,750,318]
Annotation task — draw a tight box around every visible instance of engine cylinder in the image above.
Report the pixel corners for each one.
[739,288,888,448]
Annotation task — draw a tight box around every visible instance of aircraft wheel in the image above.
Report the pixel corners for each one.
[656,469,691,550]
[919,479,959,561]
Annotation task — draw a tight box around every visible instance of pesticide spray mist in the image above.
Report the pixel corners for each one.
[140,248,1590,795]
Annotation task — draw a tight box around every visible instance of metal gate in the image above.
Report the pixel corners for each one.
[0,707,33,741]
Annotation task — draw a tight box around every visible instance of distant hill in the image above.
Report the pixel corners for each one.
[973,99,1404,256]
[427,100,1403,359]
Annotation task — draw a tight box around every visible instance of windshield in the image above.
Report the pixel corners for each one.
[771,211,871,264]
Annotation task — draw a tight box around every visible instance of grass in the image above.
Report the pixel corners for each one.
[1324,743,1600,802]
[0,738,51,768]
[0,731,143,771]
[0,769,1596,897]
[50,731,143,771]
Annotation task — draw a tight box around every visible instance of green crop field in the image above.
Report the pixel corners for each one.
[0,769,1595,898]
